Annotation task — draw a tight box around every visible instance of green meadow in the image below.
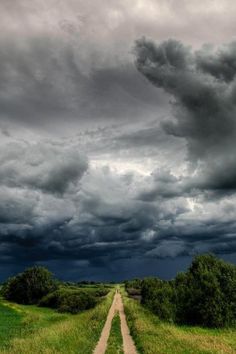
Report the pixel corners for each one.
[0,290,114,354]
[0,302,23,349]
[1,254,236,354]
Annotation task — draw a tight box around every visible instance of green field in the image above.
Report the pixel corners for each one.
[0,302,23,349]
[122,290,236,354]
[0,289,114,354]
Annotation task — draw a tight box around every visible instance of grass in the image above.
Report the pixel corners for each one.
[122,289,236,354]
[0,302,23,350]
[106,311,124,354]
[0,289,115,354]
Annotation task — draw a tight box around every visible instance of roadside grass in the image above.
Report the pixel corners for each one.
[106,311,124,354]
[0,302,23,350]
[122,289,236,354]
[0,289,115,354]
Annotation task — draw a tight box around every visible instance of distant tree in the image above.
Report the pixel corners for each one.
[1,266,57,304]
[125,278,143,290]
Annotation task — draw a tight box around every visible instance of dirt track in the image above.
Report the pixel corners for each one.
[93,290,137,354]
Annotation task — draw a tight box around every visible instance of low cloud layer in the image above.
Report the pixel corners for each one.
[1,135,236,280]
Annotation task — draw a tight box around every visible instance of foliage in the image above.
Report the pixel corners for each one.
[0,289,115,354]
[1,266,57,305]
[141,278,176,322]
[91,287,110,297]
[124,279,142,298]
[175,254,236,327]
[138,254,236,328]
[39,288,97,314]
[124,278,142,290]
[122,287,236,354]
[126,288,141,297]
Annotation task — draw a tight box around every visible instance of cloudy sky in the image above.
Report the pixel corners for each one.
[1,0,236,281]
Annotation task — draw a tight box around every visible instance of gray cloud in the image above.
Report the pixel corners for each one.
[135,38,236,192]
[1,1,236,280]
[0,34,166,131]
[0,142,88,195]
[1,140,236,281]
[1,0,236,133]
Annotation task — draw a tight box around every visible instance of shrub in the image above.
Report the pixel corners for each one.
[176,254,236,327]
[1,266,57,305]
[126,288,141,296]
[124,279,142,290]
[139,254,236,328]
[93,287,109,297]
[141,278,176,322]
[39,288,97,314]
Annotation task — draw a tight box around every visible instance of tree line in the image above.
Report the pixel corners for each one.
[1,266,109,314]
[125,254,236,328]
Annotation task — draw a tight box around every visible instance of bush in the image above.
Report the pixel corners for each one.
[141,278,176,322]
[93,287,109,297]
[140,254,236,328]
[126,288,141,296]
[1,266,57,305]
[124,278,142,290]
[39,288,97,314]
[176,254,236,327]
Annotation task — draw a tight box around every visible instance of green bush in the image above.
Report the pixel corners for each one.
[141,278,176,322]
[126,288,141,296]
[176,254,236,327]
[125,278,142,290]
[39,288,97,314]
[140,254,236,328]
[93,287,109,297]
[1,266,57,305]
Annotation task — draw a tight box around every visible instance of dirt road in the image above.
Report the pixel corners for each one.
[93,290,137,354]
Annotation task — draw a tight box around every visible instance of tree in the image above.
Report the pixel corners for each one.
[1,266,57,304]
[141,277,176,322]
[175,254,236,327]
[140,254,236,327]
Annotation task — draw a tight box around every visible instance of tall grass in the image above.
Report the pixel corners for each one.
[0,290,115,354]
[122,288,236,354]
[0,303,23,350]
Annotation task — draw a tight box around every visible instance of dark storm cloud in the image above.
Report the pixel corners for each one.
[1,1,236,281]
[196,42,236,83]
[0,187,36,224]
[0,142,88,195]
[135,38,236,192]
[0,151,183,270]
[1,144,236,281]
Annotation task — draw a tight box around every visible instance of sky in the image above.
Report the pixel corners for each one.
[1,0,236,281]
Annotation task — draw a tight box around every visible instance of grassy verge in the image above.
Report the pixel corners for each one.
[122,289,236,354]
[0,302,23,349]
[0,289,115,354]
[106,311,124,354]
